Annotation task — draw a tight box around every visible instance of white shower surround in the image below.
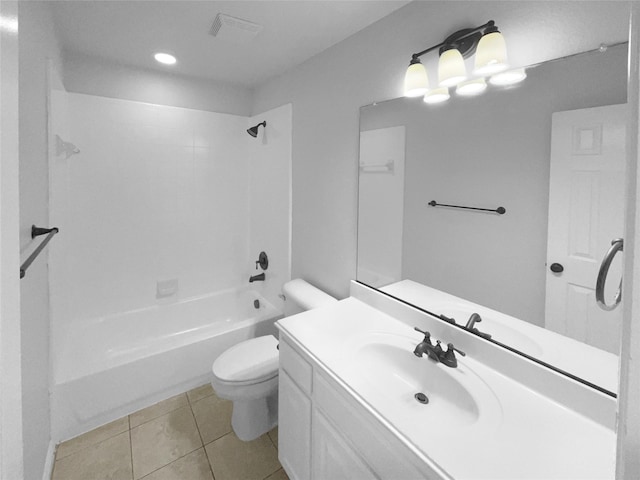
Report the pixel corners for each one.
[49,92,292,441]
[51,287,281,441]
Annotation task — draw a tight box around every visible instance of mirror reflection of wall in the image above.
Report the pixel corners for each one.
[358,43,627,390]
[357,126,405,286]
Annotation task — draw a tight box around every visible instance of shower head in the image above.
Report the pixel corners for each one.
[247,121,266,137]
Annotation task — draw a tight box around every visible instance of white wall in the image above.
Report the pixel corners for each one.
[63,50,252,116]
[17,1,63,478]
[247,104,293,310]
[0,1,24,478]
[252,1,630,300]
[50,93,250,331]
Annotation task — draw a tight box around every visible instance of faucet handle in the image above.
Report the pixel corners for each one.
[439,314,456,325]
[447,343,466,356]
[414,327,432,342]
[440,343,466,368]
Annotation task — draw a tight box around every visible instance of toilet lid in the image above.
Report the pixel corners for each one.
[212,335,279,383]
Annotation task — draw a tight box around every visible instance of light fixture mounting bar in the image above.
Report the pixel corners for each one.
[410,20,496,61]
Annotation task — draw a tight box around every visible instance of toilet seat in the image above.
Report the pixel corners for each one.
[212,335,279,386]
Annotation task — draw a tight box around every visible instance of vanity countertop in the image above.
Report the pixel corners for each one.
[277,296,616,480]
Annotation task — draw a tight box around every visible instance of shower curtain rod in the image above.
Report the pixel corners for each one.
[20,225,59,279]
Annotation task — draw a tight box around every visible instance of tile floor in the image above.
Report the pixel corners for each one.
[52,384,288,480]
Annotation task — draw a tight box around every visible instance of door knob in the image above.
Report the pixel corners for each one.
[550,263,564,273]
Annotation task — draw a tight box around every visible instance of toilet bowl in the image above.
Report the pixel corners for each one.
[211,279,337,441]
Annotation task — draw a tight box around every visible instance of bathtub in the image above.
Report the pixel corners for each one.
[51,287,282,442]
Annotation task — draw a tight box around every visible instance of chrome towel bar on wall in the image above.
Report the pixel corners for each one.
[20,225,59,279]
[428,200,506,215]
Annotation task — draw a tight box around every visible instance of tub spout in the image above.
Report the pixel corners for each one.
[249,273,265,283]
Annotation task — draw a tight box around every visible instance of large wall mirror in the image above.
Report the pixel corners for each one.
[357,39,628,395]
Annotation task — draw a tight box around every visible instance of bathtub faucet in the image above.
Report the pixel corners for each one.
[249,272,265,283]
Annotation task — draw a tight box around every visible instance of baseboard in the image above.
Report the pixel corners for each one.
[42,439,56,480]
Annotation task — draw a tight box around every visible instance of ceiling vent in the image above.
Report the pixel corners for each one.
[209,13,263,44]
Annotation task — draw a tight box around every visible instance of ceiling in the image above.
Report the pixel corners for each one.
[50,0,411,88]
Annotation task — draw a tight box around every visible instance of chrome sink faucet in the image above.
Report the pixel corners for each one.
[413,328,466,368]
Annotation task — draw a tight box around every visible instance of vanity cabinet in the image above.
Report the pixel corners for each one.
[311,409,375,480]
[278,340,312,480]
[278,334,435,480]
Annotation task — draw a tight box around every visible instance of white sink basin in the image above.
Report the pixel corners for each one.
[345,332,503,432]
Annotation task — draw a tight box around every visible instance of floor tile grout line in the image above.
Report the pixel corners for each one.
[128,418,134,480]
[261,462,284,480]
[186,383,216,405]
[129,394,189,430]
[135,445,205,480]
[267,430,278,451]
[54,423,130,462]
[188,400,207,448]
[202,440,218,480]
[132,405,203,479]
[263,468,286,480]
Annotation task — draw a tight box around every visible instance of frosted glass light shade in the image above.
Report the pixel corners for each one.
[423,87,450,104]
[456,78,487,96]
[489,68,527,86]
[473,31,508,76]
[438,49,467,87]
[154,52,177,65]
[404,62,429,97]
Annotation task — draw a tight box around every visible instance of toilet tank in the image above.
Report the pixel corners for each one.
[282,279,337,317]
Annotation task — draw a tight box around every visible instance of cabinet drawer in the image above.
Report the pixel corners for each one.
[280,337,313,395]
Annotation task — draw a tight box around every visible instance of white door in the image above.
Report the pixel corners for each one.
[545,104,627,353]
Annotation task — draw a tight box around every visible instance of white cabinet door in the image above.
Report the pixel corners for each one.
[312,409,378,480]
[279,370,312,480]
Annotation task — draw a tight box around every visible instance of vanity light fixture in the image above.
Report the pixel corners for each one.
[438,48,467,87]
[404,61,430,97]
[154,52,177,65]
[423,87,450,104]
[404,20,521,104]
[488,68,527,86]
[456,77,488,96]
[473,25,508,75]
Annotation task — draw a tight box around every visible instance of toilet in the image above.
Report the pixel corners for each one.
[211,279,337,441]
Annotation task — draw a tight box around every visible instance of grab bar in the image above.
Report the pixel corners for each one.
[20,225,59,279]
[595,238,623,311]
[428,200,506,215]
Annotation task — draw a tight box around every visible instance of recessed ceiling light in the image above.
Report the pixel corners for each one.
[154,53,176,65]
